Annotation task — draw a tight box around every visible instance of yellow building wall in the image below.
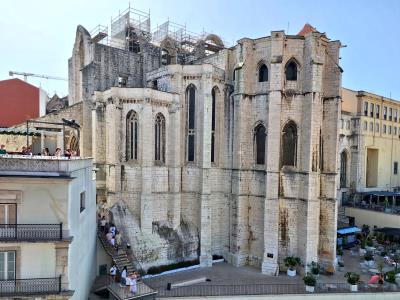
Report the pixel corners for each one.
[345,207,400,228]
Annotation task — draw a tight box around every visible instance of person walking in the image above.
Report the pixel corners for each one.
[120,266,128,285]
[109,264,117,282]
[100,216,107,233]
[128,273,137,295]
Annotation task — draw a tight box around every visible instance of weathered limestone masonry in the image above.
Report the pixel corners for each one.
[62,21,342,274]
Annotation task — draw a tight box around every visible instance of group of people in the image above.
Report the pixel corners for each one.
[110,264,140,295]
[100,216,123,253]
[100,216,139,295]
[0,144,77,158]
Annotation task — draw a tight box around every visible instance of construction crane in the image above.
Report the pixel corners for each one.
[9,71,67,82]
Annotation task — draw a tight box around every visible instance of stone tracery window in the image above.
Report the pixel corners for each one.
[258,64,268,82]
[186,85,196,162]
[154,113,166,163]
[126,110,138,161]
[254,123,266,165]
[281,121,297,167]
[285,60,298,81]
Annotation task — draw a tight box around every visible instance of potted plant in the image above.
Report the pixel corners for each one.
[308,261,321,278]
[338,261,345,272]
[345,272,360,292]
[366,238,374,251]
[386,271,398,291]
[359,238,367,256]
[303,273,316,293]
[364,251,374,267]
[284,256,301,276]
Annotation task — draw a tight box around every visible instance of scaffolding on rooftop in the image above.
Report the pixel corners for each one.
[87,5,228,63]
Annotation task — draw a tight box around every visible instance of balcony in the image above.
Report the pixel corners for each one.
[0,223,63,241]
[0,277,61,296]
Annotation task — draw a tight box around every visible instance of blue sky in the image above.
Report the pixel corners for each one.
[1,0,399,99]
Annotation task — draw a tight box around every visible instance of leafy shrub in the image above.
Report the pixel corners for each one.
[364,251,374,261]
[303,273,316,286]
[308,261,321,275]
[386,271,397,284]
[345,272,360,285]
[284,256,301,270]
[366,239,373,247]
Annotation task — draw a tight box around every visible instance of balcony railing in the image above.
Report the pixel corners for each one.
[152,282,394,297]
[0,223,63,241]
[0,276,61,296]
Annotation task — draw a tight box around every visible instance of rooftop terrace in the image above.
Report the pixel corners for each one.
[0,154,92,177]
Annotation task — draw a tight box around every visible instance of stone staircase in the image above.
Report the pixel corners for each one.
[98,230,135,275]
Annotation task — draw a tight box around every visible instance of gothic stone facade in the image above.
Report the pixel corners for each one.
[68,24,342,274]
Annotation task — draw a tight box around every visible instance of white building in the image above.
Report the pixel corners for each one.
[0,155,96,299]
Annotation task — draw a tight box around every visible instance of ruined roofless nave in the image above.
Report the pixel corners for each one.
[65,10,342,275]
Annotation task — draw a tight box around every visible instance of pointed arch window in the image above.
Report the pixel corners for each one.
[254,123,266,165]
[281,121,297,167]
[186,85,196,162]
[155,113,166,163]
[285,60,298,81]
[340,151,348,188]
[211,87,218,163]
[126,110,138,161]
[258,64,268,82]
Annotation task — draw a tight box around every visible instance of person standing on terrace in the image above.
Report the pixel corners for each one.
[0,145,6,155]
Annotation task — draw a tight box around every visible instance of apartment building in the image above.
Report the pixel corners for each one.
[0,155,96,299]
[338,88,400,228]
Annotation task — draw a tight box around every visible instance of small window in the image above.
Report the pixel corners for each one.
[389,108,393,121]
[369,122,373,132]
[383,124,387,134]
[363,121,368,131]
[285,61,298,81]
[370,103,374,117]
[394,127,397,135]
[254,123,266,165]
[384,106,387,120]
[340,119,344,129]
[376,105,380,119]
[80,192,86,212]
[161,49,171,66]
[389,126,392,135]
[258,64,268,82]
[395,109,398,122]
[394,162,398,175]
[346,120,350,130]
[118,76,127,87]
[364,102,368,116]
[376,123,380,133]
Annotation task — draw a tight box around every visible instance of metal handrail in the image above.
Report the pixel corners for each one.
[0,223,63,241]
[150,281,394,297]
[0,276,61,296]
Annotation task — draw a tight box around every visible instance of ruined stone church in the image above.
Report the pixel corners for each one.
[67,9,342,274]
